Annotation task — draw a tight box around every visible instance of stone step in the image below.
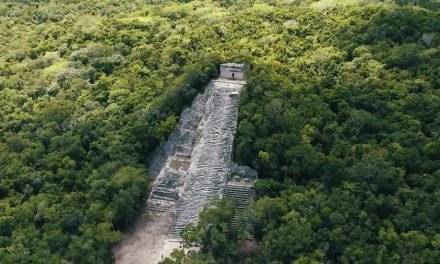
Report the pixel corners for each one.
[223,188,251,194]
[224,192,251,199]
[150,193,179,201]
[146,205,175,213]
[224,187,251,193]
[224,184,253,190]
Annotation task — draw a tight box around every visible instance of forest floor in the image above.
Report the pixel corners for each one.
[113,210,173,264]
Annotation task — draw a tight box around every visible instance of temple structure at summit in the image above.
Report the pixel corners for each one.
[220,63,248,80]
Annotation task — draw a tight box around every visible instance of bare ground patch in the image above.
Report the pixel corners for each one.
[113,210,173,264]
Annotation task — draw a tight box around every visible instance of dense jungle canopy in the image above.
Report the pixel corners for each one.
[0,0,439,263]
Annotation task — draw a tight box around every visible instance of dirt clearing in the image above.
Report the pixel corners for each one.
[113,210,173,264]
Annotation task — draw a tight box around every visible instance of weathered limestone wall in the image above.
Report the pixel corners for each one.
[146,83,216,213]
[220,70,245,80]
[219,63,246,80]
[171,79,245,237]
[146,78,246,238]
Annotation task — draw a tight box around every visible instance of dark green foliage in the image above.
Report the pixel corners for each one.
[171,2,439,264]
[1,0,439,263]
[230,5,439,264]
[0,1,222,262]
[162,199,242,264]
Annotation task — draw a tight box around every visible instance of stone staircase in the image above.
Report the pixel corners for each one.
[223,183,255,227]
[168,80,244,238]
[145,78,246,240]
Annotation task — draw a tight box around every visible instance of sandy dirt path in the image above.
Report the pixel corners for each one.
[113,210,173,264]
